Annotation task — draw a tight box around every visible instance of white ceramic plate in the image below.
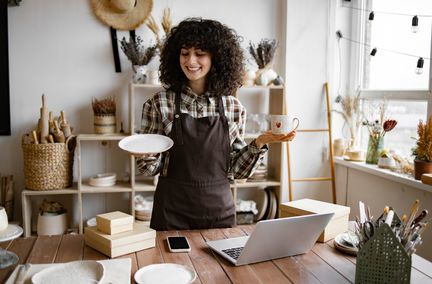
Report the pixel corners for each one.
[119,134,174,155]
[334,233,358,256]
[31,260,104,284]
[134,263,197,284]
[0,224,23,242]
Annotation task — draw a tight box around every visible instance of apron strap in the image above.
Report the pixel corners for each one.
[217,96,230,174]
[174,92,184,145]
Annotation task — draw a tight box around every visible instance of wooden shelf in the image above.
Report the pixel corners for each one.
[21,84,285,237]
[80,181,132,193]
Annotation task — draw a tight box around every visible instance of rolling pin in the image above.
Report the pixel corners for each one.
[39,94,49,144]
[53,120,65,143]
[60,110,72,138]
[31,130,39,144]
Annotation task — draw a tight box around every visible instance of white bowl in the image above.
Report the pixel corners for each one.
[88,173,116,187]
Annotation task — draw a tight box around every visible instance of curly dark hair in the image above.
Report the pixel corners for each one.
[159,18,244,97]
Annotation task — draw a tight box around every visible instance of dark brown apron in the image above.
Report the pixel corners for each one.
[150,92,236,230]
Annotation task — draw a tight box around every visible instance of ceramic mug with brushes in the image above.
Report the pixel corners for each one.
[270,115,300,135]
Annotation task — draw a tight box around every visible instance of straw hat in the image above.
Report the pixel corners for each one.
[91,0,153,30]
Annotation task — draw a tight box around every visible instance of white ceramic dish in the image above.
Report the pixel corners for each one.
[334,232,358,256]
[0,224,23,242]
[31,260,104,284]
[88,173,117,187]
[134,263,196,284]
[119,134,174,155]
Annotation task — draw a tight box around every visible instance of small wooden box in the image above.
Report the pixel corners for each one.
[96,211,134,235]
[85,223,156,258]
[280,198,350,242]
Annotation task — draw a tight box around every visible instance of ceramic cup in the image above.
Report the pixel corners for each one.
[0,206,8,231]
[270,115,300,135]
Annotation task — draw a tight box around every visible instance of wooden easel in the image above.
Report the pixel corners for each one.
[286,82,337,203]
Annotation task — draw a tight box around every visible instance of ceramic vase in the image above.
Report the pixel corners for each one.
[414,158,432,180]
[37,213,67,236]
[366,135,384,164]
[132,65,147,84]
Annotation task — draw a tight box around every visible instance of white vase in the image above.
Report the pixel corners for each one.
[132,65,147,84]
[37,213,67,236]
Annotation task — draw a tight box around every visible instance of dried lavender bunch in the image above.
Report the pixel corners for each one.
[120,36,157,66]
[248,39,277,69]
[92,97,116,116]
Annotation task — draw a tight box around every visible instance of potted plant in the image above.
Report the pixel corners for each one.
[333,92,363,152]
[37,199,68,236]
[92,96,116,134]
[413,116,432,179]
[248,39,278,85]
[120,36,157,84]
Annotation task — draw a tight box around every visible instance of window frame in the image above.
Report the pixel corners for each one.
[349,0,432,112]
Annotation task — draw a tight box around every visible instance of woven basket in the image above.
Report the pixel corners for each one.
[355,223,411,284]
[22,136,76,190]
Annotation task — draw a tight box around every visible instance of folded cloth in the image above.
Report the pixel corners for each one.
[6,258,131,284]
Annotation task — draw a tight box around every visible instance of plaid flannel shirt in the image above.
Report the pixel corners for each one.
[137,88,267,179]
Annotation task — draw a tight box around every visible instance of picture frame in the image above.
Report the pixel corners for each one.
[0,0,11,136]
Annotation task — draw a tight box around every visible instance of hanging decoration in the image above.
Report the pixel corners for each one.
[336,31,430,75]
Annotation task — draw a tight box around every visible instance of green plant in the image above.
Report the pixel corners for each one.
[414,116,432,162]
[92,97,116,116]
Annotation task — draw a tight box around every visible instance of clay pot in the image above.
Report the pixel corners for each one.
[414,158,432,180]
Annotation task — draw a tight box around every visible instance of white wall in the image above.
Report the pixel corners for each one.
[3,0,299,223]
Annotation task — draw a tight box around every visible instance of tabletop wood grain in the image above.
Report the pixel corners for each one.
[1,225,431,284]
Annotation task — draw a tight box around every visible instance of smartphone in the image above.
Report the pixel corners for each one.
[167,236,191,252]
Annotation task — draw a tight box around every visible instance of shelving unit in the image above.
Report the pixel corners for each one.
[22,83,285,236]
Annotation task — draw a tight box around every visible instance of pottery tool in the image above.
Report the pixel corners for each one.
[53,120,65,143]
[48,134,55,143]
[359,201,366,223]
[31,130,39,144]
[385,210,394,226]
[39,94,49,144]
[412,209,428,227]
[403,199,420,239]
[60,110,72,138]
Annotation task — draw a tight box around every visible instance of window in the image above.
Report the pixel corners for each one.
[353,0,432,157]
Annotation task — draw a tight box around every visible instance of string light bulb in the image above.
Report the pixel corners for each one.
[416,57,424,75]
[370,48,377,56]
[369,11,375,21]
[412,15,419,33]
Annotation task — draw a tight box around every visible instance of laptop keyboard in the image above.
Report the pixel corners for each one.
[222,247,244,260]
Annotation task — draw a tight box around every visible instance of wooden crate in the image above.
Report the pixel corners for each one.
[85,223,155,258]
[280,198,350,242]
[96,211,134,235]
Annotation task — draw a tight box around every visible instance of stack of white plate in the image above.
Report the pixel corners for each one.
[88,173,116,187]
[248,164,268,181]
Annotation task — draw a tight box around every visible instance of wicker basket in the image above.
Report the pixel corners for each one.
[355,223,411,284]
[22,136,76,190]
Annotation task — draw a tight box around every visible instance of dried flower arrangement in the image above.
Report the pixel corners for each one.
[146,7,172,51]
[333,92,363,148]
[248,39,277,69]
[120,36,157,67]
[92,97,116,116]
[413,117,432,162]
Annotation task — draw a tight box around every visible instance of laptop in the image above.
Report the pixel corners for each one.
[206,212,334,266]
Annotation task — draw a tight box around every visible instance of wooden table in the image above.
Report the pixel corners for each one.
[1,225,432,283]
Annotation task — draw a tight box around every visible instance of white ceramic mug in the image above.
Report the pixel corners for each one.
[0,206,8,231]
[270,115,300,135]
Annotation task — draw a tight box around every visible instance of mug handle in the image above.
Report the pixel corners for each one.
[291,117,300,131]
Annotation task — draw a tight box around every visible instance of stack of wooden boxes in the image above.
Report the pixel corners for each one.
[84,211,156,258]
[280,198,350,242]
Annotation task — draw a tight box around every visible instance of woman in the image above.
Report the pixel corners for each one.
[138,18,296,230]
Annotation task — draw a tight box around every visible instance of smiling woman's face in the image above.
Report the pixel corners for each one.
[179,47,212,85]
